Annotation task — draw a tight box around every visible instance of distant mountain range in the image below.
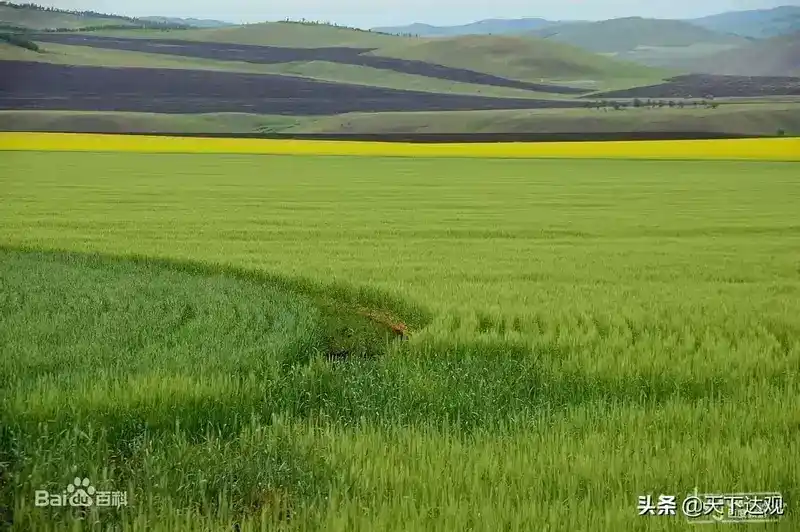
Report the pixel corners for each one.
[139,16,235,28]
[371,6,800,76]
[373,5,800,40]
[688,5,800,38]
[374,17,556,37]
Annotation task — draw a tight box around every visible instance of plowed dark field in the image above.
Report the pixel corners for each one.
[32,34,589,95]
[592,74,800,99]
[0,61,584,115]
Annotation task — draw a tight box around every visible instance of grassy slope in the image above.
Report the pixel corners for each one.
[287,104,800,135]
[679,33,800,76]
[3,104,798,136]
[83,25,669,87]
[1,152,798,530]
[265,60,557,98]
[606,42,744,69]
[88,22,406,48]
[368,35,667,87]
[0,42,561,100]
[531,17,749,53]
[0,4,135,30]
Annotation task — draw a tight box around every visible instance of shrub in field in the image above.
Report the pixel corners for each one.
[0,32,39,51]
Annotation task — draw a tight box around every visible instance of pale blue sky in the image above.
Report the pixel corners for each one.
[37,1,799,28]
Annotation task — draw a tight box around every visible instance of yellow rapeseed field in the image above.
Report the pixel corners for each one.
[0,132,798,160]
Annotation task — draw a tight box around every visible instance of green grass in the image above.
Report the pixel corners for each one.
[1,152,799,530]
[0,42,561,99]
[0,40,37,58]
[1,247,423,531]
[288,104,800,135]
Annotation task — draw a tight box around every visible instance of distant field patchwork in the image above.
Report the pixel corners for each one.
[0,61,584,115]
[0,42,560,100]
[2,33,798,123]
[593,74,800,99]
[30,34,590,94]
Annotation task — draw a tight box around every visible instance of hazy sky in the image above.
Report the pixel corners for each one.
[37,1,800,28]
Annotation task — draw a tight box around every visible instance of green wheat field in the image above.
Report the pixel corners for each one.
[1,151,798,531]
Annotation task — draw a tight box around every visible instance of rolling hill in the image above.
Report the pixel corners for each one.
[680,32,800,77]
[0,2,183,30]
[373,18,556,37]
[688,5,800,38]
[368,35,665,86]
[529,17,749,53]
[0,2,135,30]
[87,21,409,48]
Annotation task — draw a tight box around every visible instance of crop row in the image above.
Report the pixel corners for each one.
[1,132,799,160]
